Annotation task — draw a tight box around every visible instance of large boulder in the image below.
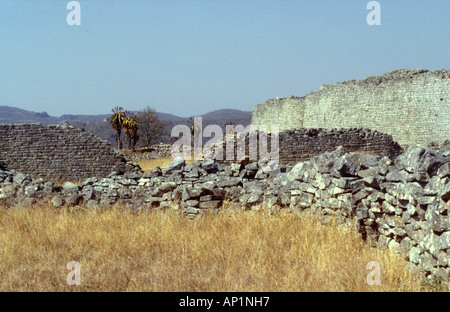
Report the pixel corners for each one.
[168,156,186,171]
[332,154,361,177]
[395,144,449,175]
[310,148,343,173]
[287,161,314,182]
[62,182,80,194]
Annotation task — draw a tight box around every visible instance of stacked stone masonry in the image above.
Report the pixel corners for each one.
[211,128,403,166]
[252,69,450,147]
[1,144,449,287]
[0,124,139,181]
[124,143,173,162]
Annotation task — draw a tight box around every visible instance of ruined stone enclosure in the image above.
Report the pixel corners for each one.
[0,124,132,181]
[251,69,450,147]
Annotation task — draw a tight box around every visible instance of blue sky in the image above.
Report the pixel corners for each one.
[0,0,449,117]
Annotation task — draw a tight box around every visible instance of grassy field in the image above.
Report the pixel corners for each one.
[0,157,440,292]
[0,202,431,292]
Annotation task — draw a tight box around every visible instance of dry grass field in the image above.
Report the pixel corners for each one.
[0,202,432,292]
[0,157,442,292]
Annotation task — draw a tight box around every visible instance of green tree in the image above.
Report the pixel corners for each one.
[123,112,139,151]
[109,106,126,149]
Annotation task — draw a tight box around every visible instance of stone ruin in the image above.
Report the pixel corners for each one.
[252,69,450,147]
[0,68,449,288]
[0,143,449,288]
[0,123,140,181]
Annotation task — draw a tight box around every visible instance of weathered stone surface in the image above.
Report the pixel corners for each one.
[62,182,80,194]
[217,178,241,188]
[185,199,199,207]
[43,181,54,194]
[0,124,139,181]
[184,186,203,199]
[312,173,332,190]
[378,156,392,175]
[199,200,222,209]
[183,206,201,215]
[158,182,177,194]
[333,154,361,177]
[440,232,450,250]
[168,157,185,171]
[358,168,381,188]
[388,240,402,255]
[66,193,82,206]
[287,162,309,181]
[150,166,162,177]
[409,246,422,264]
[51,195,64,208]
[24,185,39,197]
[386,168,413,182]
[356,206,369,221]
[13,173,31,187]
[202,160,218,173]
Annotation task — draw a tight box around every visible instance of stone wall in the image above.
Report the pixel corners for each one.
[251,96,305,132]
[211,128,403,166]
[278,128,402,165]
[124,143,173,162]
[0,123,138,181]
[252,69,450,147]
[1,144,449,287]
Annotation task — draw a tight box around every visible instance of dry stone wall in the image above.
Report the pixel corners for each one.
[211,128,403,166]
[124,143,173,161]
[252,69,450,146]
[0,124,139,181]
[1,144,449,287]
[278,128,402,165]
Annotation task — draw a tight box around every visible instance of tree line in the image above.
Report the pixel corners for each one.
[109,106,167,151]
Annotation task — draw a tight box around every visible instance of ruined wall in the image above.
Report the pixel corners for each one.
[251,69,450,146]
[0,124,130,181]
[251,96,305,131]
[278,128,402,165]
[1,144,449,287]
[212,128,403,166]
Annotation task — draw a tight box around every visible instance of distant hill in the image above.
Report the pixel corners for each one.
[156,112,185,123]
[200,109,252,125]
[0,106,58,124]
[0,106,111,124]
[0,106,252,146]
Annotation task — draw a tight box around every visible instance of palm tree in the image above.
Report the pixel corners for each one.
[123,113,139,151]
[109,106,126,149]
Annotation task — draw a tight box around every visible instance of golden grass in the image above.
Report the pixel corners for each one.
[136,158,175,172]
[0,202,432,292]
[136,158,195,172]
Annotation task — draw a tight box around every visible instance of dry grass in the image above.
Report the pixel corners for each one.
[136,158,195,172]
[0,202,432,292]
[136,158,176,172]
